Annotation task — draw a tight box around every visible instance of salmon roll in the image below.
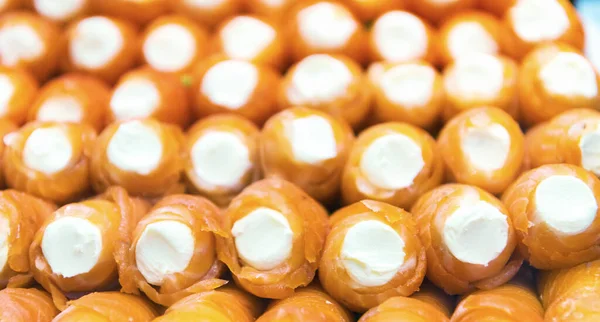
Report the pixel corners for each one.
[53,292,157,321]
[185,114,261,207]
[170,0,243,28]
[3,122,96,204]
[108,67,190,128]
[141,15,209,75]
[29,187,149,309]
[342,0,405,23]
[410,281,455,318]
[0,0,25,13]
[438,107,525,195]
[192,56,280,126]
[409,0,476,25]
[502,164,600,269]
[442,53,518,121]
[518,43,600,126]
[278,54,370,130]
[319,200,425,313]
[0,67,37,125]
[341,122,443,209]
[479,0,514,17]
[411,184,522,295]
[0,12,60,81]
[359,297,450,321]
[91,119,185,197]
[33,0,91,24]
[246,0,298,22]
[260,107,354,204]
[368,11,437,65]
[217,178,329,299]
[28,74,110,132]
[0,119,17,187]
[212,15,286,70]
[62,16,138,84]
[367,61,443,130]
[503,0,584,60]
[0,288,58,322]
[285,1,366,63]
[92,0,169,26]
[0,191,55,289]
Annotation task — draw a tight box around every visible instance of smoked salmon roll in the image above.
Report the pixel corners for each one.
[367,61,443,130]
[437,107,525,195]
[409,0,476,25]
[341,122,443,209]
[0,288,58,322]
[246,0,298,22]
[92,0,169,26]
[319,200,426,313]
[502,0,584,60]
[62,16,138,84]
[119,195,228,306]
[368,11,437,65]
[0,119,17,187]
[0,0,25,13]
[285,1,366,63]
[90,119,185,197]
[0,190,55,289]
[411,282,455,318]
[3,122,97,204]
[27,73,110,132]
[185,114,261,207]
[29,187,149,309]
[108,67,190,128]
[0,67,37,125]
[217,178,329,299]
[0,12,60,81]
[411,184,522,295]
[502,164,600,269]
[479,0,514,17]
[53,292,157,321]
[256,286,353,322]
[518,43,600,126]
[342,0,405,23]
[141,15,209,75]
[170,0,244,29]
[442,53,519,121]
[358,297,450,321]
[260,107,354,204]
[32,0,91,24]
[278,54,370,130]
[192,56,280,126]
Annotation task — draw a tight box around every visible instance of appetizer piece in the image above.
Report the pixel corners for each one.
[367,61,443,130]
[246,0,297,22]
[411,184,521,295]
[518,43,600,126]
[341,122,443,209]
[0,67,37,125]
[28,73,110,131]
[217,178,329,299]
[141,15,209,75]
[320,200,426,312]
[437,107,525,195]
[92,0,169,26]
[442,53,519,121]
[368,11,437,65]
[285,1,366,63]
[53,292,157,321]
[91,119,185,197]
[108,67,190,128]
[0,0,25,13]
[502,164,600,269]
[479,0,514,17]
[502,0,584,59]
[278,54,370,130]
[358,297,450,321]
[170,0,244,28]
[33,0,91,24]
[192,56,280,126]
[260,107,354,204]
[342,0,405,23]
[3,122,96,204]
[185,114,261,207]
[0,190,55,289]
[410,281,455,318]
[256,286,353,322]
[120,195,227,306]
[0,119,17,187]
[62,16,138,84]
[0,288,58,322]
[409,0,476,25]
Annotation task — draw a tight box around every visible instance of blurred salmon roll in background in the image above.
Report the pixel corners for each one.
[185,114,260,207]
[28,73,110,131]
[518,43,600,126]
[246,0,297,22]
[32,0,91,24]
[410,281,455,318]
[409,0,476,25]
[438,107,525,195]
[3,122,96,204]
[93,0,169,26]
[0,119,17,187]
[442,53,518,121]
[260,107,354,205]
[341,122,443,209]
[367,61,443,130]
[62,16,138,84]
[0,12,60,81]
[53,292,157,322]
[320,200,426,312]
[217,178,329,299]
[502,0,584,59]
[479,0,514,17]
[358,297,450,321]
[342,0,405,23]
[502,164,600,270]
[278,54,370,130]
[0,288,58,322]
[0,0,25,13]
[0,67,38,125]
[170,0,244,28]
[411,184,522,295]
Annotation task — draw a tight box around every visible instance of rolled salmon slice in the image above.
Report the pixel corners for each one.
[53,291,158,322]
[358,296,450,322]
[92,0,169,26]
[0,0,25,14]
[169,0,244,29]
[408,0,476,25]
[0,67,38,126]
[410,281,455,318]
[245,0,299,23]
[0,288,58,322]
[538,260,600,310]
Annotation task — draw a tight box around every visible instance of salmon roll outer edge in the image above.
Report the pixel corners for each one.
[0,119,18,187]
[479,0,514,17]
[245,0,298,23]
[343,0,405,23]
[0,0,25,13]
[170,0,244,29]
[409,0,477,26]
[53,291,158,321]
[0,288,58,322]
[358,296,450,321]
[0,67,39,126]
[92,0,169,26]
[410,281,455,317]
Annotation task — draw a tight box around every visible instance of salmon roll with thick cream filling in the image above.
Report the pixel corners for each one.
[33,0,91,24]
[92,0,169,26]
[170,0,244,28]
[0,288,58,322]
[0,67,38,125]
[409,0,476,25]
[53,292,157,321]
